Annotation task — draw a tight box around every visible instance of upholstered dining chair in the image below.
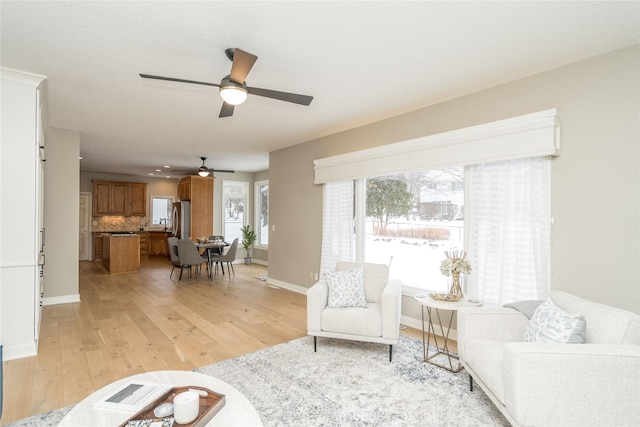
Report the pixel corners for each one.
[176,239,209,281]
[167,236,181,279]
[208,235,225,255]
[209,238,239,276]
[307,262,402,361]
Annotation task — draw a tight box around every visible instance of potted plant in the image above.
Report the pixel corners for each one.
[241,225,257,264]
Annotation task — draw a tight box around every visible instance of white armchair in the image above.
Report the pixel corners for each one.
[457,291,640,427]
[307,262,402,361]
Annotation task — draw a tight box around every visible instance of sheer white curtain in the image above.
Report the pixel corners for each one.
[466,156,551,305]
[320,180,355,273]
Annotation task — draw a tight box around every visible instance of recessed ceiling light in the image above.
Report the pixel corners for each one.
[148,173,154,176]
[164,165,171,169]
[155,169,162,172]
[79,156,83,160]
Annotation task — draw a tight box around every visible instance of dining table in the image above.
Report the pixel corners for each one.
[195,240,230,279]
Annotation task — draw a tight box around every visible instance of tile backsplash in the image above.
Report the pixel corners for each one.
[92,216,150,232]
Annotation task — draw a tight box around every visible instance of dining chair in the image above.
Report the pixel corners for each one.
[210,238,239,276]
[208,235,225,255]
[176,239,209,281]
[167,236,181,279]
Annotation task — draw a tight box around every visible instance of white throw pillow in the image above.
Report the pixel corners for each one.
[324,267,367,308]
[523,297,586,343]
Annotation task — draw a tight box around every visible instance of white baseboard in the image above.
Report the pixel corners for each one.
[2,342,37,361]
[43,294,81,306]
[265,277,309,295]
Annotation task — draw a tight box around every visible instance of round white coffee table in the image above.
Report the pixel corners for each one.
[58,370,262,426]
[414,294,482,372]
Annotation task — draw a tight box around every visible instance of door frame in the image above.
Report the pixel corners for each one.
[79,192,92,260]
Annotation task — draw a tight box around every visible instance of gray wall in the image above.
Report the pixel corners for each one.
[269,45,640,314]
[44,127,80,300]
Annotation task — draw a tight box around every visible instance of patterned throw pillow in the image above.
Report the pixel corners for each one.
[523,297,586,343]
[324,267,368,308]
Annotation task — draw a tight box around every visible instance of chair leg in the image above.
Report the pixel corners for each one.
[389,344,393,362]
[228,261,235,276]
[313,336,317,352]
[178,266,184,281]
[170,265,175,279]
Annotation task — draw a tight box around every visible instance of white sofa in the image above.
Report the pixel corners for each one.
[307,262,402,360]
[457,291,640,427]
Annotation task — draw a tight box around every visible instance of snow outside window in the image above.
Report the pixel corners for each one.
[255,180,269,248]
[223,181,248,244]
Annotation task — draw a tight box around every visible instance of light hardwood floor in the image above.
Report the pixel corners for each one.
[1,257,426,424]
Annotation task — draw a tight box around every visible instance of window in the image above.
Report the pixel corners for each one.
[316,110,558,305]
[363,168,464,292]
[255,180,269,248]
[222,181,248,243]
[151,196,173,228]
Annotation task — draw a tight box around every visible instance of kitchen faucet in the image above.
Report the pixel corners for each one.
[159,218,168,231]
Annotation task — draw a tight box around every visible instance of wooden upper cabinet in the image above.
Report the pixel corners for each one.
[92,181,147,216]
[127,183,147,216]
[111,182,127,215]
[178,178,191,201]
[94,182,112,215]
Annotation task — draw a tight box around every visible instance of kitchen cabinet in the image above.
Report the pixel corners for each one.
[102,234,140,274]
[179,176,214,239]
[128,183,147,216]
[92,181,147,216]
[178,178,191,201]
[0,68,46,360]
[148,232,170,257]
[137,232,149,258]
[94,233,104,261]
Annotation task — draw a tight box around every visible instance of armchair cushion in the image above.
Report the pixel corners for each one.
[523,297,586,343]
[336,261,389,303]
[324,267,367,308]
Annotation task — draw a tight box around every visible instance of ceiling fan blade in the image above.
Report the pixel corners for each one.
[140,73,221,88]
[212,169,235,174]
[219,102,235,118]
[229,48,258,84]
[247,86,313,106]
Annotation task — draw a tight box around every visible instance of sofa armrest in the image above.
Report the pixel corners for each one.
[306,280,328,333]
[380,279,402,340]
[503,343,640,427]
[457,308,529,359]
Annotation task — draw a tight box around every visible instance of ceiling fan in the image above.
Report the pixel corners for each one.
[171,157,234,177]
[140,48,313,118]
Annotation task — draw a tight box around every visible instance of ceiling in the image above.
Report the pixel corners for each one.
[1,1,638,178]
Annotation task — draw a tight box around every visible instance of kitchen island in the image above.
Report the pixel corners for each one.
[102,233,140,274]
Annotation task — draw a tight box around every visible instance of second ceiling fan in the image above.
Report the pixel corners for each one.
[140,48,313,118]
[171,157,234,177]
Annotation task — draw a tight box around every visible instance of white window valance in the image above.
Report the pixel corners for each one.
[314,109,560,184]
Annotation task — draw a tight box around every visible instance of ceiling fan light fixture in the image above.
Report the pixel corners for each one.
[198,156,210,176]
[219,85,248,105]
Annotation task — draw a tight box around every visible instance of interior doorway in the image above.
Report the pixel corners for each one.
[79,192,91,260]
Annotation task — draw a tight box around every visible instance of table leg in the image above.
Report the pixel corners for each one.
[421,306,463,373]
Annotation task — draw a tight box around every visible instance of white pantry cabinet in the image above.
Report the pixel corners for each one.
[0,68,46,360]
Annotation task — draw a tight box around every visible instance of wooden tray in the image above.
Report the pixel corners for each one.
[120,385,225,427]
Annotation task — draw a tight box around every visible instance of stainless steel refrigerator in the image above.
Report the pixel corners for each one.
[172,201,191,239]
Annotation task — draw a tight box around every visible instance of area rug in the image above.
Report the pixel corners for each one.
[6,335,508,426]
